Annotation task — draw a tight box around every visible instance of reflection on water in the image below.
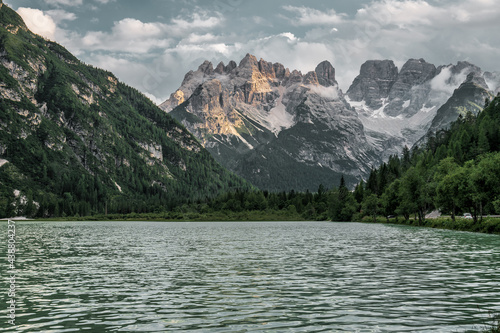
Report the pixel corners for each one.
[0,221,499,332]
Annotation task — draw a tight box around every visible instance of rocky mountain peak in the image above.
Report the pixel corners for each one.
[258,59,276,79]
[347,60,398,108]
[198,60,214,76]
[288,69,303,85]
[226,60,237,73]
[452,61,481,75]
[273,63,289,81]
[303,71,319,85]
[315,60,336,87]
[215,61,225,74]
[398,59,436,82]
[386,58,437,104]
[463,71,488,88]
[238,53,259,70]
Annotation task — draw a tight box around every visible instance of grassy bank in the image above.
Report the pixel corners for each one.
[356,216,500,235]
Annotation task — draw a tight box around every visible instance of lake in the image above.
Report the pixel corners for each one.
[1,221,499,332]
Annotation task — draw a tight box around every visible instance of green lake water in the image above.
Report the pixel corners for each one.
[1,221,499,332]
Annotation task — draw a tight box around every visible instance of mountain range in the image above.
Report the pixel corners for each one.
[161,54,498,191]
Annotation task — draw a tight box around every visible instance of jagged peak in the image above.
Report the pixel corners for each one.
[225,60,237,73]
[358,59,399,78]
[315,60,336,87]
[214,61,225,75]
[303,71,319,85]
[238,53,259,69]
[258,58,275,78]
[198,60,214,75]
[463,71,488,88]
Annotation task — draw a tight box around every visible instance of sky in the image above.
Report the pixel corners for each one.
[4,0,500,105]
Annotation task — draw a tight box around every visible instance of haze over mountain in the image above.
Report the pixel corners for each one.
[162,54,498,191]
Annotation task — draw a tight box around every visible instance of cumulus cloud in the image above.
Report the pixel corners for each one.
[17,7,57,40]
[78,18,170,53]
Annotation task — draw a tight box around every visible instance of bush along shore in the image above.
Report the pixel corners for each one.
[357,215,500,235]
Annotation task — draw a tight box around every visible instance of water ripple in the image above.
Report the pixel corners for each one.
[0,221,499,332]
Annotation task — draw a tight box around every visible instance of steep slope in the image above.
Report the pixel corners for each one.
[0,3,250,218]
[424,72,494,140]
[162,54,378,191]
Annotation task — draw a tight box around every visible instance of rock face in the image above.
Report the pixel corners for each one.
[346,59,495,159]
[315,61,336,87]
[162,54,378,191]
[425,72,492,139]
[162,54,497,191]
[347,60,399,109]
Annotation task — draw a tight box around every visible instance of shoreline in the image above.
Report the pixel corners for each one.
[3,212,499,235]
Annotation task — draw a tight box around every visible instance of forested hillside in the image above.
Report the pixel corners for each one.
[0,3,250,218]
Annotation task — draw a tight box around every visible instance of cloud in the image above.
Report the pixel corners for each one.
[46,9,77,24]
[78,18,170,54]
[44,0,83,7]
[168,13,223,37]
[308,85,339,100]
[17,7,57,40]
[283,5,346,26]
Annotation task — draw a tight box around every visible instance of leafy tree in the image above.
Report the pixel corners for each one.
[363,194,379,223]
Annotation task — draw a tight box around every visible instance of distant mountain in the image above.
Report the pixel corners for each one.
[161,54,379,191]
[161,54,498,191]
[346,59,496,157]
[0,2,250,218]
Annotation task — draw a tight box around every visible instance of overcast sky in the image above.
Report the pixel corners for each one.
[5,0,500,104]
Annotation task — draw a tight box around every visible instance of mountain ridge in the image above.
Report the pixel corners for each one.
[161,54,379,191]
[162,54,498,191]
